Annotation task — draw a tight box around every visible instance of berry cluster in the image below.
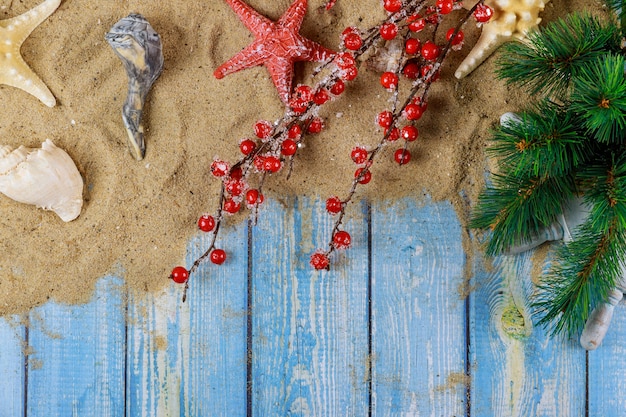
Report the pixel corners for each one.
[170,0,493,297]
[310,0,492,270]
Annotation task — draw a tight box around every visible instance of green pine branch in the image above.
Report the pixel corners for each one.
[496,13,621,98]
[488,101,587,178]
[570,53,626,144]
[533,155,626,336]
[471,172,576,255]
[533,219,624,336]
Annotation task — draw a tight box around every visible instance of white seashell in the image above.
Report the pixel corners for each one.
[0,139,84,222]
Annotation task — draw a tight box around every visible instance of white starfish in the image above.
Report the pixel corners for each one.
[0,0,61,107]
[455,0,550,79]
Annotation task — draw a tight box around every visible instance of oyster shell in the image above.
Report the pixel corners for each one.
[106,13,164,161]
[0,139,84,222]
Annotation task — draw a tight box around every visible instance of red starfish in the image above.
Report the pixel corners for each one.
[214,0,336,104]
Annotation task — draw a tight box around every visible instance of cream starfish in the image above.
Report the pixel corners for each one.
[455,0,550,79]
[0,0,61,107]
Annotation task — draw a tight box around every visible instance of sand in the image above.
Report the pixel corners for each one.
[0,0,597,315]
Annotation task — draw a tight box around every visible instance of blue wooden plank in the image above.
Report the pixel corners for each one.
[588,301,626,415]
[126,286,185,417]
[470,251,586,416]
[0,316,25,417]
[125,218,248,417]
[370,198,467,416]
[251,197,370,416]
[182,218,248,416]
[26,275,126,417]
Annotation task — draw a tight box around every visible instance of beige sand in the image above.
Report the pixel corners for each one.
[0,0,597,314]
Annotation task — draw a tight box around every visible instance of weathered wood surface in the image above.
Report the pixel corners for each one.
[1,197,625,417]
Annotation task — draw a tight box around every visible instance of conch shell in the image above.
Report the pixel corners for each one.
[0,139,84,222]
[105,13,164,161]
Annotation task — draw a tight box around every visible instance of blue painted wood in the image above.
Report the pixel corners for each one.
[26,275,126,417]
[470,252,586,416]
[588,302,626,416]
[182,219,249,416]
[7,198,626,416]
[124,218,248,417]
[250,198,370,416]
[370,199,467,416]
[0,316,25,417]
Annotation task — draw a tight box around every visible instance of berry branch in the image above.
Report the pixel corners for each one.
[170,0,493,297]
[312,0,490,269]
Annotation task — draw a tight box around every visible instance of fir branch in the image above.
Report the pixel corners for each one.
[488,101,586,179]
[496,13,621,98]
[534,156,626,336]
[534,219,625,336]
[570,53,626,144]
[470,172,576,255]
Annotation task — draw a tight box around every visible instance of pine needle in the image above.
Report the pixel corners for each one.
[496,13,620,98]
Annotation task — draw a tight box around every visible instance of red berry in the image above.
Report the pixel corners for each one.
[355,168,372,184]
[425,6,439,24]
[394,148,411,165]
[405,38,421,55]
[333,230,352,249]
[380,71,399,89]
[223,198,241,214]
[225,178,245,196]
[254,155,266,171]
[408,14,425,32]
[246,189,264,206]
[341,65,358,81]
[377,110,393,128]
[294,85,313,103]
[403,60,420,79]
[307,117,324,134]
[254,120,273,139]
[326,196,343,214]
[335,52,356,69]
[421,41,440,61]
[436,0,454,14]
[290,99,308,114]
[446,28,464,45]
[403,103,424,121]
[343,33,362,51]
[198,214,216,232]
[170,266,189,284]
[263,156,282,173]
[288,124,302,139]
[210,249,227,265]
[386,127,400,141]
[421,64,440,82]
[239,139,256,156]
[383,0,402,13]
[330,79,346,95]
[211,159,229,177]
[380,22,398,40]
[281,138,298,156]
[351,146,368,164]
[313,89,330,105]
[230,167,243,180]
[310,251,330,270]
[474,3,493,23]
[401,125,419,141]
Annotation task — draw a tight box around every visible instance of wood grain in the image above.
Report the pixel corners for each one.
[26,275,126,417]
[250,198,370,416]
[0,316,25,417]
[2,198,626,416]
[370,199,467,416]
[470,252,586,416]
